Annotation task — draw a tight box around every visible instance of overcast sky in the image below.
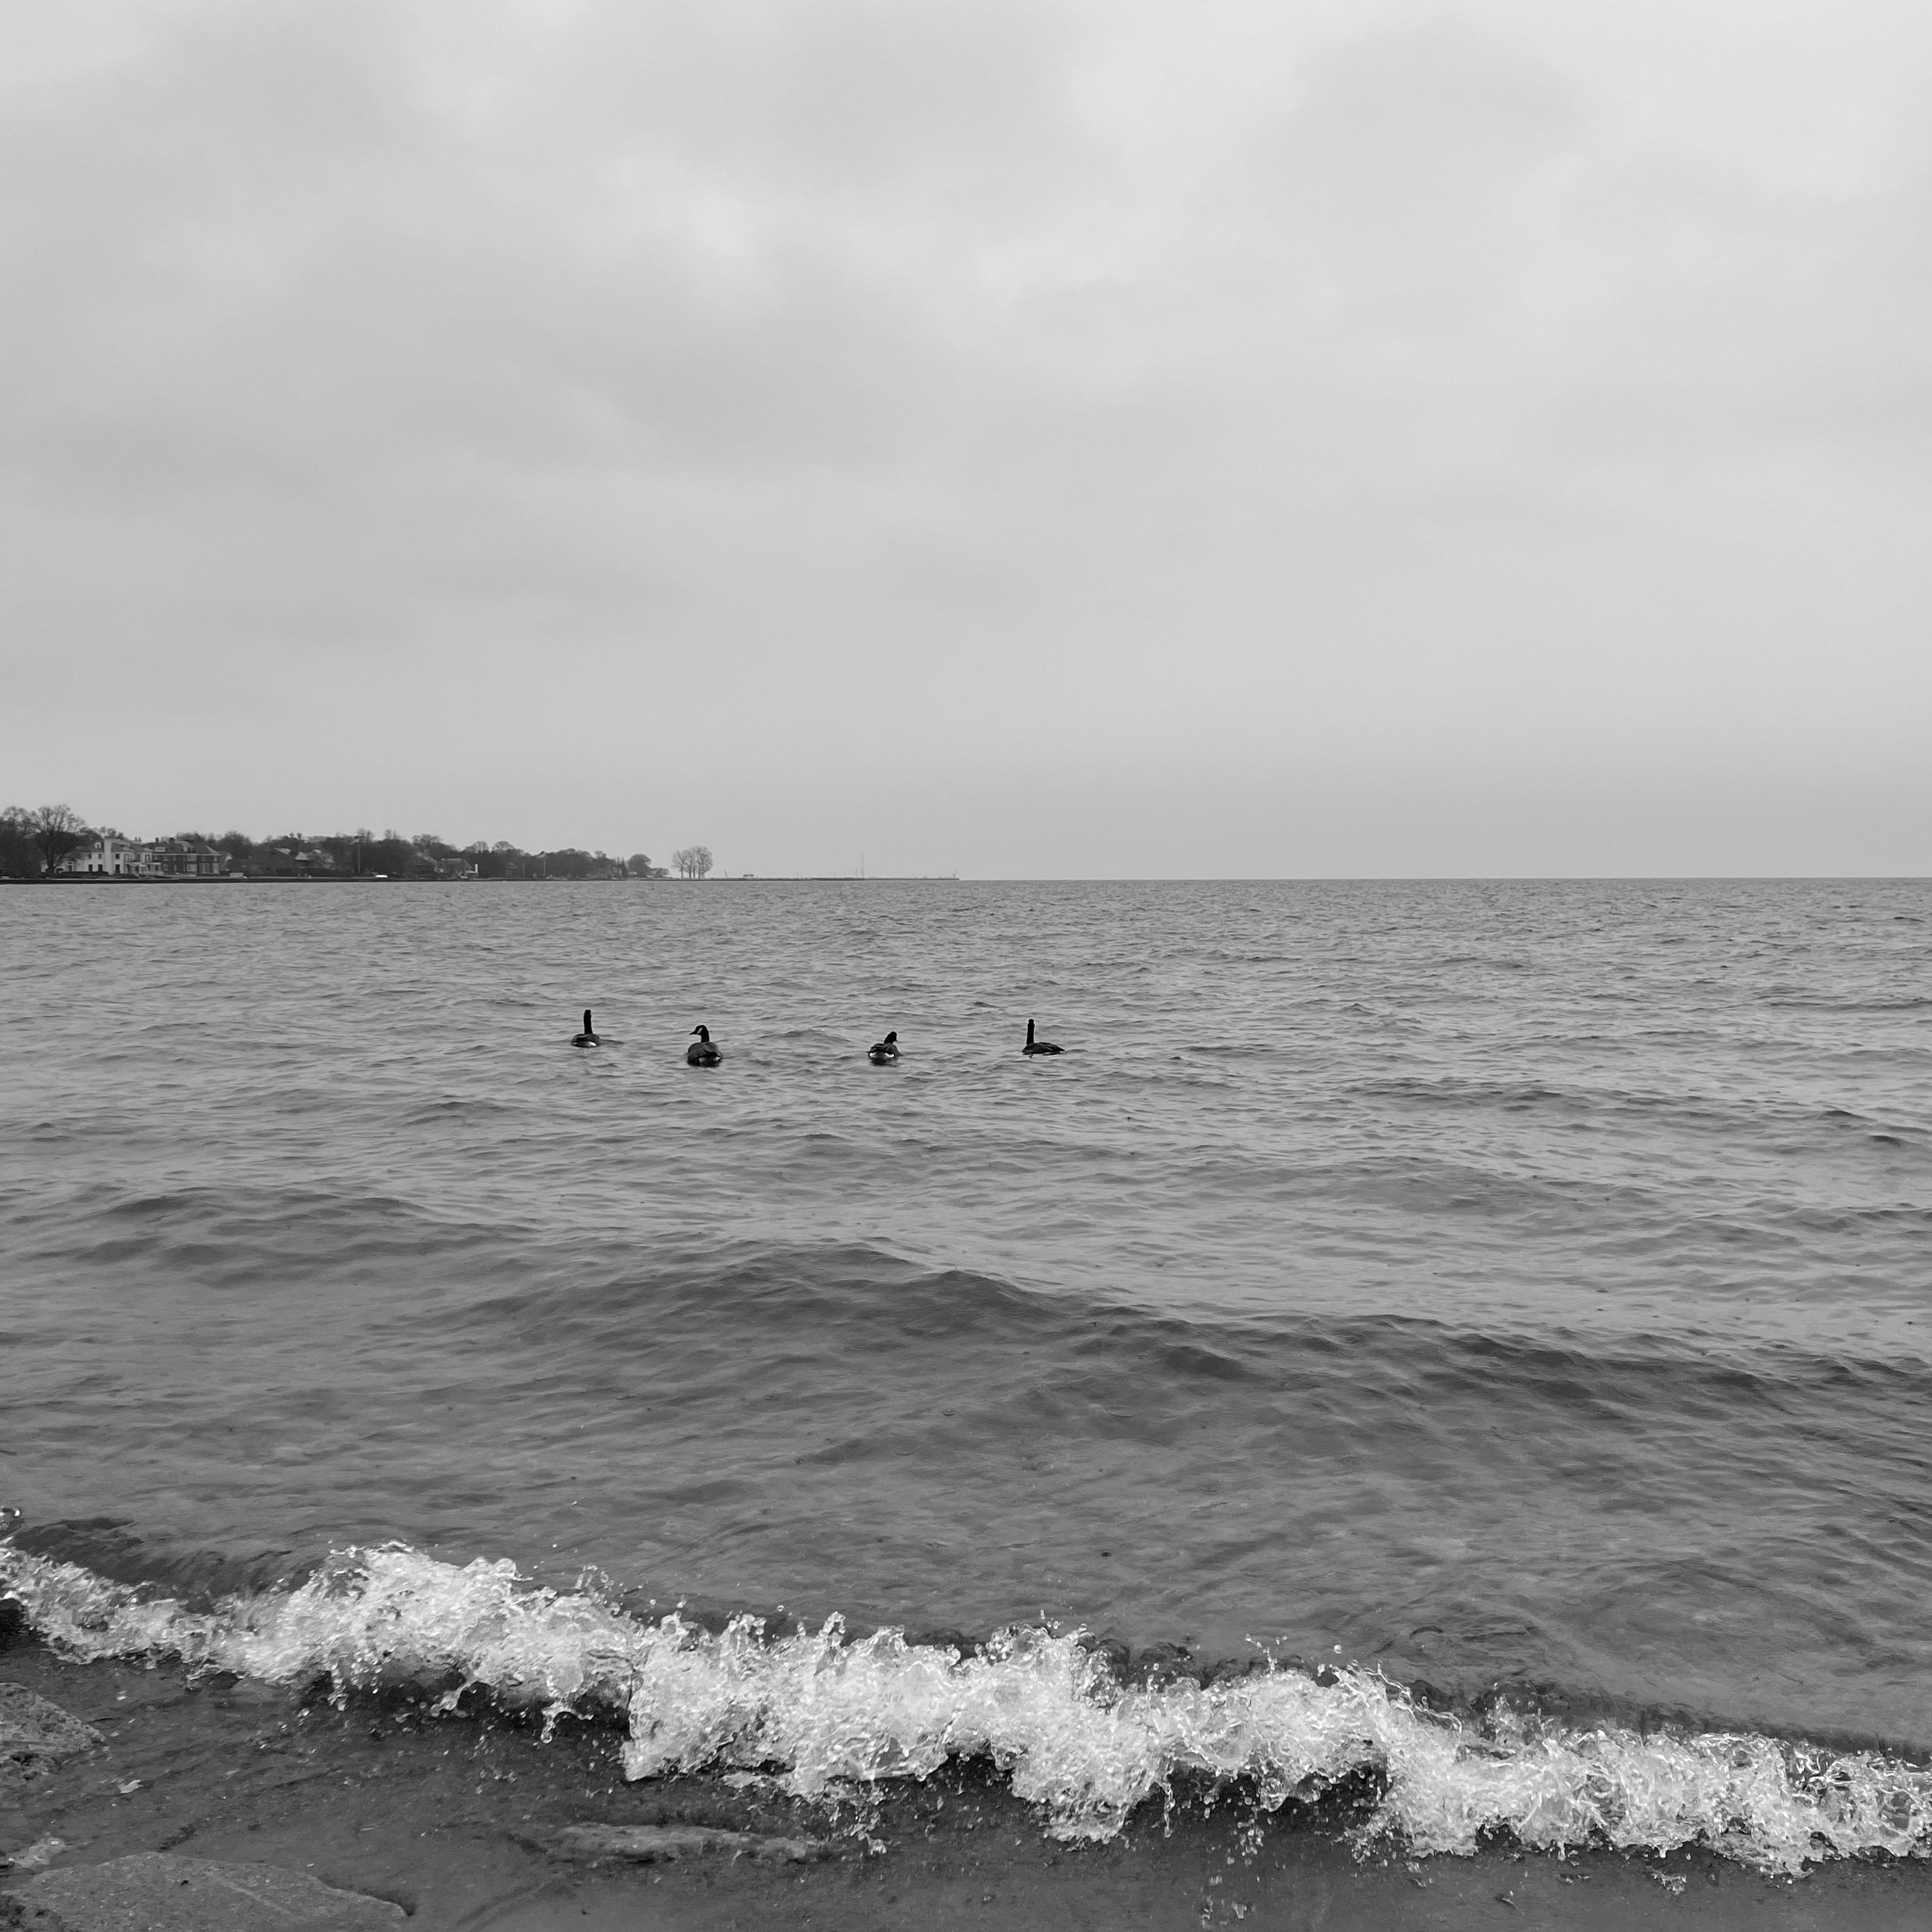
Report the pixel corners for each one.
[3,0,1927,876]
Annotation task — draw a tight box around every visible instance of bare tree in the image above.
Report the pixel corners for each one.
[0,807,42,876]
[672,845,714,879]
[29,804,91,874]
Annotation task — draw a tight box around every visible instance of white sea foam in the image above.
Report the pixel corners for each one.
[3,1540,1928,1873]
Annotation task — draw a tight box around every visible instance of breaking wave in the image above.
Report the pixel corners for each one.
[5,1539,1931,1875]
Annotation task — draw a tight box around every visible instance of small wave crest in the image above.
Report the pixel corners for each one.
[5,1541,1930,1873]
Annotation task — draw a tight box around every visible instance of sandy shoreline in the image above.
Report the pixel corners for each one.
[5,1641,1931,1929]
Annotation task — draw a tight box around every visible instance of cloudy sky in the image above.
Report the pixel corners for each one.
[3,0,1927,876]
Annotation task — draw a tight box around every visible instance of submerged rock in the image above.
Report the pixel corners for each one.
[0,1837,65,1875]
[13,1854,404,1930]
[1129,1641,1198,1687]
[549,1822,836,1864]
[0,1686,102,1770]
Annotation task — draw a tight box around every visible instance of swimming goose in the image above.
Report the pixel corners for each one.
[1022,1017,1062,1056]
[571,1009,599,1047]
[687,1024,723,1067]
[868,1030,900,1064]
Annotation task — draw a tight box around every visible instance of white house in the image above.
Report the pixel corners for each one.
[56,832,158,877]
[55,833,234,878]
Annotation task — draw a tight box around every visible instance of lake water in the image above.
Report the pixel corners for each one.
[3,877,1931,1867]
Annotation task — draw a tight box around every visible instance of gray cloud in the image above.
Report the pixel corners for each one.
[3,0,1928,872]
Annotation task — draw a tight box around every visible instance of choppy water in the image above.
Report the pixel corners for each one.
[4,878,1931,1867]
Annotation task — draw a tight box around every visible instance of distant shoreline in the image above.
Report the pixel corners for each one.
[0,873,959,885]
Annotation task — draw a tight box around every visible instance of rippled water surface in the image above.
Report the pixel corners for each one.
[3,878,1930,1753]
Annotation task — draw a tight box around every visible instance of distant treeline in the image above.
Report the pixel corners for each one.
[1,806,717,881]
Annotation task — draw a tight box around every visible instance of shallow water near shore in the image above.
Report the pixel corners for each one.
[3,878,1931,1879]
[6,1641,1932,1932]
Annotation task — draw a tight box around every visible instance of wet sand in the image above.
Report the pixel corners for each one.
[4,1643,1928,1929]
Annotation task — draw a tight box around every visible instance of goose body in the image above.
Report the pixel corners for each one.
[867,1030,900,1065]
[687,1024,723,1067]
[571,1009,599,1047]
[1022,1017,1062,1056]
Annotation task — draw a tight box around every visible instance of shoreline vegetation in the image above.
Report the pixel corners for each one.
[0,806,715,883]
